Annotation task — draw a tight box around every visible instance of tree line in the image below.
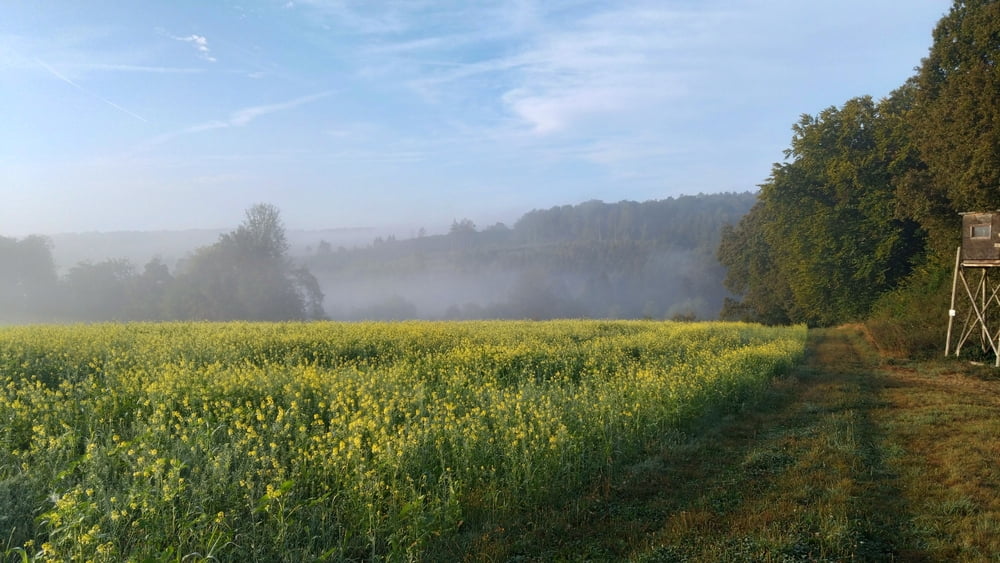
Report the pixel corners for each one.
[1,204,324,323]
[3,194,756,324]
[304,193,755,321]
[716,0,1000,353]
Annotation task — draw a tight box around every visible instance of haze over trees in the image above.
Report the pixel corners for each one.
[718,0,999,353]
[0,195,754,323]
[167,203,325,321]
[0,204,325,323]
[306,193,755,321]
[0,235,59,322]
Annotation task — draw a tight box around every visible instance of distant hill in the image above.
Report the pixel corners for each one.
[47,227,382,273]
[304,192,757,320]
[14,192,756,323]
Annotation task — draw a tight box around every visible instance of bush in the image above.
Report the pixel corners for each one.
[865,258,952,359]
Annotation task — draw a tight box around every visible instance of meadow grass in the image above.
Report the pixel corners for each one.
[0,320,805,561]
[472,326,1000,561]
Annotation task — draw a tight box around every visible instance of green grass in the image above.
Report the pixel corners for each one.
[452,326,1000,561]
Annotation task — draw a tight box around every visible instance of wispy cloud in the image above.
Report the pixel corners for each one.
[135,90,335,153]
[73,63,206,74]
[166,32,216,62]
[495,5,719,135]
[327,2,722,136]
[2,29,207,80]
[229,91,333,126]
[34,57,149,123]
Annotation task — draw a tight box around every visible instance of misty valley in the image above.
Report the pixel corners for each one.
[0,193,754,324]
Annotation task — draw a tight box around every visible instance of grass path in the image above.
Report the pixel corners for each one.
[456,326,1000,561]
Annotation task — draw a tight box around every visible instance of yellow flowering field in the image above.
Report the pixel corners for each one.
[0,320,805,561]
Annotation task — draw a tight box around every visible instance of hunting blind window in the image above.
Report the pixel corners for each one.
[972,224,991,238]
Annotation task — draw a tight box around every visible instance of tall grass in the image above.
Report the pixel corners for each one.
[0,320,805,560]
[865,258,952,359]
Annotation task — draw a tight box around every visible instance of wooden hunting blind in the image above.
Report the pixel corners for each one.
[946,212,1000,365]
[961,212,1000,263]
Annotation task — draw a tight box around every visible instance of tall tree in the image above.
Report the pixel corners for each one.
[719,94,925,326]
[170,204,325,321]
[0,235,58,321]
[717,204,795,324]
[221,203,290,260]
[908,0,1000,253]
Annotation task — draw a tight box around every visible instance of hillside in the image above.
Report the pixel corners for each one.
[305,192,756,320]
[1,192,756,323]
[45,227,382,274]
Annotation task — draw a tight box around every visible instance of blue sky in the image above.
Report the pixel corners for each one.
[2,1,950,236]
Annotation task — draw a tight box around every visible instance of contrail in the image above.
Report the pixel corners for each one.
[35,58,149,123]
[131,90,334,155]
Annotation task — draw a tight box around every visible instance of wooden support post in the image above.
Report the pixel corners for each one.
[946,246,960,356]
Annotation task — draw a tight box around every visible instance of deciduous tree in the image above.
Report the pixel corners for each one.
[908,0,1000,252]
[720,94,924,325]
[170,204,325,321]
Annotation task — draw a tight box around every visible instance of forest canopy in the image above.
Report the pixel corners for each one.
[0,204,325,323]
[1,194,755,323]
[718,0,1000,351]
[304,192,755,321]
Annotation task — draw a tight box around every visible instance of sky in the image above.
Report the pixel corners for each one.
[2,0,951,237]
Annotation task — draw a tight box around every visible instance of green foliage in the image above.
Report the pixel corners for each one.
[0,235,58,322]
[868,0,1000,349]
[865,256,952,358]
[718,204,795,325]
[309,193,757,320]
[719,0,1000,337]
[910,0,1000,253]
[720,95,925,326]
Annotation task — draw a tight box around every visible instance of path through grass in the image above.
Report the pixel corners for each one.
[452,326,1000,561]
